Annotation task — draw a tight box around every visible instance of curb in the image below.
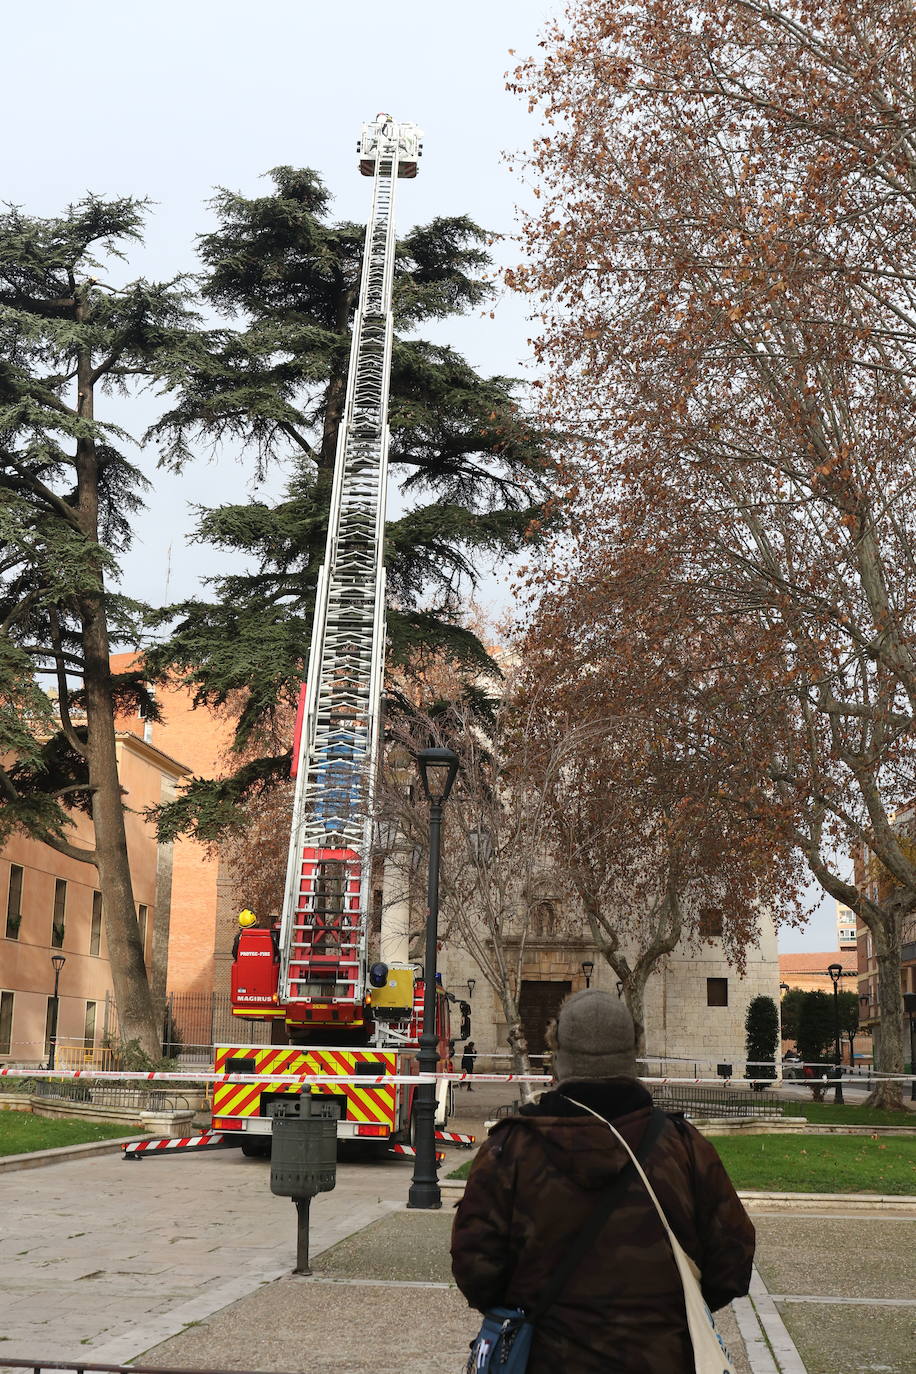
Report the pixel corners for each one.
[739,1189,916,1212]
[440,1178,916,1211]
[0,1135,151,1173]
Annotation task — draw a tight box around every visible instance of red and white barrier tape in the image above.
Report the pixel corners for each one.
[122,1132,228,1155]
[390,1143,446,1161]
[2,1066,912,1085]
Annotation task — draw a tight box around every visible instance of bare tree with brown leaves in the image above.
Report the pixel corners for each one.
[511,0,916,1106]
[377,688,578,1098]
[520,603,806,1054]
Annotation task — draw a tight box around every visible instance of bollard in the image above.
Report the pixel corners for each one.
[269,1093,338,1275]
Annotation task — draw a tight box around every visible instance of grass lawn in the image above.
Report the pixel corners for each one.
[713,1134,916,1193]
[791,1102,915,1127]
[447,1134,916,1193]
[0,1111,134,1156]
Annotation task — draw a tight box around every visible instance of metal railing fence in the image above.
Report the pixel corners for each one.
[31,1080,192,1112]
[0,1360,298,1374]
[103,991,272,1062]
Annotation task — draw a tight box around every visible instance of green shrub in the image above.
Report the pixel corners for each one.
[745,995,778,1089]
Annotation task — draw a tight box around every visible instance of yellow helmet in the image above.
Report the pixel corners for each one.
[237,909,257,928]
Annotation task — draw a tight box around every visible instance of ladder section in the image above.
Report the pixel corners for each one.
[279,119,422,1018]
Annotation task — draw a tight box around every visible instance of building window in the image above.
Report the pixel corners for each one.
[137,904,148,953]
[5,865,23,940]
[0,991,13,1055]
[44,996,55,1059]
[699,908,723,940]
[52,879,67,949]
[90,892,103,958]
[83,1001,97,1050]
[707,977,729,1007]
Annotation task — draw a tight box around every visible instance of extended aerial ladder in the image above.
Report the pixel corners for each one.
[230,115,428,1043]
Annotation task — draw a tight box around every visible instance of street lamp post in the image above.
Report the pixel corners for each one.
[48,954,66,1070]
[581,960,594,989]
[827,963,845,1105]
[408,746,460,1211]
[904,993,916,1104]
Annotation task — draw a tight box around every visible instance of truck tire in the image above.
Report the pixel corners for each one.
[240,1137,271,1159]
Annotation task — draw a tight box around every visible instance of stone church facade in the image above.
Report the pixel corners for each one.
[438,911,781,1077]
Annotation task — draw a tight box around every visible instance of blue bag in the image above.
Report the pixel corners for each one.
[466,1307,533,1372]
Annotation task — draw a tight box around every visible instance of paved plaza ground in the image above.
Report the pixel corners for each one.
[0,1084,912,1373]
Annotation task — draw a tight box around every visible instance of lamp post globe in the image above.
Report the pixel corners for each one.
[408,747,459,1210]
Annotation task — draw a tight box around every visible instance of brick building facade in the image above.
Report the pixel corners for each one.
[0,732,186,1064]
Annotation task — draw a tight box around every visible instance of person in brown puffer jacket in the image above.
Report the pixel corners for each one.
[450,989,755,1373]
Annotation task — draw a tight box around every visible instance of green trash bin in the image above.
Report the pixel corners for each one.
[270,1093,338,1199]
[269,1093,338,1275]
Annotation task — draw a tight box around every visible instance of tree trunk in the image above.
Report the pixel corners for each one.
[80,595,159,1057]
[149,781,177,1027]
[501,993,536,1104]
[74,298,159,1059]
[865,940,905,1111]
[622,970,649,1062]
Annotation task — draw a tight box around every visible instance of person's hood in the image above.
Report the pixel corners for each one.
[492,1077,654,1191]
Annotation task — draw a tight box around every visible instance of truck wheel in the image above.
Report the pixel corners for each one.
[240,1137,271,1159]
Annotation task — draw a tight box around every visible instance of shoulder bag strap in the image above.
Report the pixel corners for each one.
[528,1105,667,1323]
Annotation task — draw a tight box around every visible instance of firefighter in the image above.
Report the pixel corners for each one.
[461,1040,477,1090]
[231,909,258,959]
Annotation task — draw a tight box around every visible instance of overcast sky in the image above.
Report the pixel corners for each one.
[2,0,835,950]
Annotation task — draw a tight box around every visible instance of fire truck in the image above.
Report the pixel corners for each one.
[214,117,464,1157]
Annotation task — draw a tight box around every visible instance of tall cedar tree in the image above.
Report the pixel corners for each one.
[0,198,198,1055]
[146,168,548,841]
[512,0,916,1107]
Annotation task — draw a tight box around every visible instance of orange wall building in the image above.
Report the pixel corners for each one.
[0,732,187,1064]
[110,653,237,998]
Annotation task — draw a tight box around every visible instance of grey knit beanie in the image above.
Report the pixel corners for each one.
[554,988,638,1082]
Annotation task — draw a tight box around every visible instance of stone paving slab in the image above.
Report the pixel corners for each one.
[141,1207,757,1374]
[312,1210,455,1283]
[140,1279,477,1374]
[0,1146,407,1364]
[753,1215,916,1302]
[776,1301,916,1374]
